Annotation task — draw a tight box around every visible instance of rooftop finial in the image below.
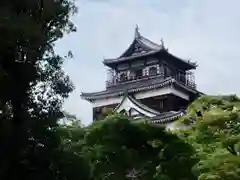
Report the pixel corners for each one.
[136,24,139,31]
[135,24,141,38]
[160,38,165,47]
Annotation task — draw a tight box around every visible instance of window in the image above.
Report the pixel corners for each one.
[119,73,127,82]
[149,67,158,76]
[135,69,142,79]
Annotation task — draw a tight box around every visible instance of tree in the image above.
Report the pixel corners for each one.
[53,121,92,180]
[178,95,240,180]
[0,0,77,179]
[82,114,196,180]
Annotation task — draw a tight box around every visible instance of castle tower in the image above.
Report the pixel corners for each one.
[81,27,202,129]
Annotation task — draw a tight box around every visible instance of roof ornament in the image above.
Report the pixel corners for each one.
[135,24,141,38]
[160,38,165,48]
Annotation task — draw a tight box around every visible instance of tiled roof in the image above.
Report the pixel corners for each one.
[118,26,163,58]
[151,111,185,124]
[138,35,162,50]
[81,77,174,100]
[103,50,160,64]
[103,27,197,70]
[81,76,201,101]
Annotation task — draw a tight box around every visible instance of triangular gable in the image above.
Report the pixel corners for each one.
[119,27,163,58]
[115,94,159,118]
[119,39,150,58]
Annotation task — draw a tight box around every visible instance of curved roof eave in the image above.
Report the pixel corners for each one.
[80,77,175,101]
[151,111,185,124]
[80,77,203,101]
[103,50,160,65]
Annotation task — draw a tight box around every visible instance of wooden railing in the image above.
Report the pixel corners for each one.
[106,72,196,89]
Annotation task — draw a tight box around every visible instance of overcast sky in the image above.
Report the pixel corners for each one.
[55,0,240,125]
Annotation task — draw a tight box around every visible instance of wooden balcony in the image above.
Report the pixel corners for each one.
[106,72,196,89]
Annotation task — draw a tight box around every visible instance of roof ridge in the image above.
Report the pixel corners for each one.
[117,27,163,58]
[134,25,162,48]
[151,110,185,123]
[138,35,162,49]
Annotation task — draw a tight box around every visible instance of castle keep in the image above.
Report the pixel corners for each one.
[81,27,202,129]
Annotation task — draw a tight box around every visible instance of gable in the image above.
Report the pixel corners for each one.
[118,27,163,58]
[119,39,151,58]
[115,95,158,118]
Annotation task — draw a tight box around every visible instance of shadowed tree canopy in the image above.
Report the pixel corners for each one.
[0,0,79,179]
[82,114,196,180]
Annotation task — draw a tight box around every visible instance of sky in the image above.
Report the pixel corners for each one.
[55,0,240,125]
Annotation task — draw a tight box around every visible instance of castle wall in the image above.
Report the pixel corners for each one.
[92,86,190,108]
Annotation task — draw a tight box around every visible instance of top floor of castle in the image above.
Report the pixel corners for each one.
[81,26,199,102]
[103,26,197,90]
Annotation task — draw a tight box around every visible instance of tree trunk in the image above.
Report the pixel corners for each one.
[0,96,27,179]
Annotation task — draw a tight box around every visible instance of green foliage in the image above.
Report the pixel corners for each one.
[178,95,240,180]
[82,114,196,180]
[54,122,92,180]
[1,1,240,179]
[0,0,78,179]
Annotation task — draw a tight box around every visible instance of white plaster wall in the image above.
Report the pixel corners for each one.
[135,86,189,100]
[92,86,189,108]
[92,96,122,107]
[130,108,140,116]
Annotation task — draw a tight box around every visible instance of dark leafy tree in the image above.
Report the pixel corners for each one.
[0,0,81,179]
[82,114,196,180]
[54,121,92,180]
